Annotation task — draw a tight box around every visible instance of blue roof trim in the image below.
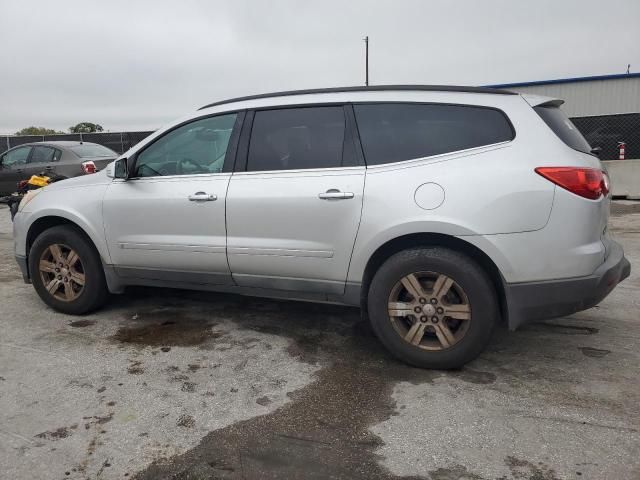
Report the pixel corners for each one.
[487,72,640,88]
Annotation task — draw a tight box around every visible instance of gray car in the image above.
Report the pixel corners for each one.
[0,141,117,195]
[12,86,631,369]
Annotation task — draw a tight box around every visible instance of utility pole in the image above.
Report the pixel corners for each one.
[364,36,369,86]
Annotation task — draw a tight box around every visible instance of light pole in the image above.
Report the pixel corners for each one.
[364,36,369,86]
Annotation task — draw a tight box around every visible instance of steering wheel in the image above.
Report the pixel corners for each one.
[176,157,207,175]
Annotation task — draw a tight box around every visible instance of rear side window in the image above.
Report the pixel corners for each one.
[534,105,592,154]
[29,146,56,164]
[354,103,514,165]
[247,107,348,171]
[70,144,117,158]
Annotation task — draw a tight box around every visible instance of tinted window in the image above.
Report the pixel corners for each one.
[134,113,237,177]
[534,105,592,154]
[70,144,117,158]
[2,146,31,167]
[247,107,347,171]
[354,103,514,165]
[29,146,56,164]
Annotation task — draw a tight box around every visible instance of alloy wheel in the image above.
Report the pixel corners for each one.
[387,272,471,350]
[38,243,85,302]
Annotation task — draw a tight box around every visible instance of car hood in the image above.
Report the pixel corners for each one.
[45,168,112,191]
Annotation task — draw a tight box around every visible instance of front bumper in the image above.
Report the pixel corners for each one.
[505,240,631,329]
[16,254,30,283]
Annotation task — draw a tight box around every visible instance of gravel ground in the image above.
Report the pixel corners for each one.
[0,203,638,480]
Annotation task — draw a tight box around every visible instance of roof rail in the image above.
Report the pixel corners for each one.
[198,84,516,110]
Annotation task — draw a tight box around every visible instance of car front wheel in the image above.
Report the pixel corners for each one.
[367,247,497,369]
[29,225,108,315]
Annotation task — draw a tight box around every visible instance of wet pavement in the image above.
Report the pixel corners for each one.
[0,204,639,479]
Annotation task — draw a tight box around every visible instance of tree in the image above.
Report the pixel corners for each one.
[69,122,104,133]
[15,126,64,136]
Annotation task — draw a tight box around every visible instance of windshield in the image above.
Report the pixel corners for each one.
[70,144,117,157]
[534,105,592,154]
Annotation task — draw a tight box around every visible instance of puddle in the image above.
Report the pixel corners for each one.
[131,296,495,480]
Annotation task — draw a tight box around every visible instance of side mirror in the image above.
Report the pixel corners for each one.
[108,158,128,179]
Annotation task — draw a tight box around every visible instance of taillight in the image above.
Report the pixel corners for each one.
[535,167,609,200]
[81,161,97,174]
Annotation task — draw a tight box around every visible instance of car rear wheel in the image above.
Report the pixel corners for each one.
[367,247,497,369]
[29,225,108,315]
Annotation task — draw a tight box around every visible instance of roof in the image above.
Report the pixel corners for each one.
[199,84,516,110]
[487,72,640,89]
[7,140,103,149]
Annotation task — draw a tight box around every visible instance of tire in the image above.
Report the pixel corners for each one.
[367,247,497,369]
[29,225,108,315]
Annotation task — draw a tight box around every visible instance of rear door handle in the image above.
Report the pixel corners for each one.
[318,189,354,200]
[188,192,217,202]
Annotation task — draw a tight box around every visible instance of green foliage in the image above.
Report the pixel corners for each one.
[15,126,64,136]
[69,122,104,133]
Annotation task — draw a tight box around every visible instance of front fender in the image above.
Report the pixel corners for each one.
[19,185,111,263]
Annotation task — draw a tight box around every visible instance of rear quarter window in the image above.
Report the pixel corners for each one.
[70,144,118,158]
[353,103,514,165]
[534,105,592,154]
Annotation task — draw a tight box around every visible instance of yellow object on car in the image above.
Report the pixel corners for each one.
[27,175,51,188]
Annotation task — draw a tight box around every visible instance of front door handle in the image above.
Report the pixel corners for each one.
[188,192,217,202]
[318,189,354,200]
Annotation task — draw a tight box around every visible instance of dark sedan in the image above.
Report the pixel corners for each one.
[0,141,117,195]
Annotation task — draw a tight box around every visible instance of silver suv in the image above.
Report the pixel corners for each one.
[13,86,631,368]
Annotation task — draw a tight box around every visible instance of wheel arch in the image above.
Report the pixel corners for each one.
[359,232,508,325]
[25,214,109,276]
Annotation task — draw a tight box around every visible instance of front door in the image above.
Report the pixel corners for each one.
[0,145,32,195]
[102,112,241,285]
[226,106,365,294]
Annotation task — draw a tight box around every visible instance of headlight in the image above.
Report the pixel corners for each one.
[18,188,43,212]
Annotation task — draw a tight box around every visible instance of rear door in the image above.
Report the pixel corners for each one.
[0,146,32,194]
[103,112,242,285]
[226,105,365,294]
[25,145,59,177]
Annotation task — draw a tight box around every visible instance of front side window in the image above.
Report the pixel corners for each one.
[2,146,32,167]
[247,107,347,172]
[354,103,514,165]
[29,146,56,164]
[134,113,237,177]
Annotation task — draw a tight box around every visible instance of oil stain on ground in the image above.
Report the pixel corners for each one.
[69,319,97,328]
[111,302,225,347]
[579,346,611,358]
[129,293,495,480]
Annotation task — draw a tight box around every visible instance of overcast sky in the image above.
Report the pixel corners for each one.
[1,0,638,133]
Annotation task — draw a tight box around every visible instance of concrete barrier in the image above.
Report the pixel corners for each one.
[603,159,640,200]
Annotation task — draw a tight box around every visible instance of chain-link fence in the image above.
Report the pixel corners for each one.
[571,113,640,160]
[0,131,154,155]
[1,113,638,160]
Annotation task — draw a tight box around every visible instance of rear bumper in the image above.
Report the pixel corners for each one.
[505,240,631,329]
[15,254,30,283]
